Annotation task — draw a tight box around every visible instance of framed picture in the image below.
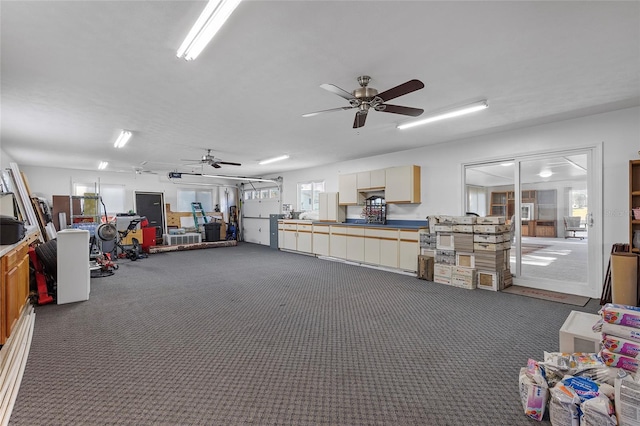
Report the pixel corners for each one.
[521,203,534,221]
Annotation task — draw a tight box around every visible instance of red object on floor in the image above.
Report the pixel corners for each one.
[141,227,157,253]
[28,247,54,305]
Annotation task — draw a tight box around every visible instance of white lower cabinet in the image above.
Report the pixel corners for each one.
[329,226,347,258]
[312,225,330,256]
[364,227,399,266]
[399,230,420,272]
[346,227,365,262]
[278,220,313,253]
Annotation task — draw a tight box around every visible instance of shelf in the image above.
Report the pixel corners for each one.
[632,191,640,196]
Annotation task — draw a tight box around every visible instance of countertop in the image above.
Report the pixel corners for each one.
[0,225,39,257]
[278,219,428,230]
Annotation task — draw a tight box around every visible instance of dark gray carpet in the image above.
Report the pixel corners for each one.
[9,243,601,425]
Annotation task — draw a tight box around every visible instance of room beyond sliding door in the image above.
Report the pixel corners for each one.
[464,147,602,298]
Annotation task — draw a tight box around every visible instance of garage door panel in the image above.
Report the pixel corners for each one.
[243,218,269,245]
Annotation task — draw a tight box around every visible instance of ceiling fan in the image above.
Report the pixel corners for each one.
[181,149,242,169]
[303,75,425,128]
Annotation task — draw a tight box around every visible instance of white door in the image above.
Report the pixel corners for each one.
[242,198,279,246]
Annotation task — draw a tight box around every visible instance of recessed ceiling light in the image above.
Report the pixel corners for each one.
[258,155,290,165]
[98,161,108,170]
[539,170,553,178]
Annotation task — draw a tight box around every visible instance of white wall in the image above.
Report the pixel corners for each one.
[280,106,640,275]
[16,166,242,217]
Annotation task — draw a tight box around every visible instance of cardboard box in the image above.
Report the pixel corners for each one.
[476,216,506,225]
[451,275,477,290]
[436,233,455,250]
[417,255,435,281]
[477,270,501,291]
[452,224,474,233]
[434,275,452,285]
[474,242,508,252]
[474,233,506,243]
[434,264,452,278]
[474,224,510,234]
[455,253,475,268]
[451,216,476,224]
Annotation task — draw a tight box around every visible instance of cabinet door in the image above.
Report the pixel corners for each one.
[5,265,19,339]
[356,172,371,189]
[338,174,359,205]
[380,239,399,268]
[399,230,420,271]
[313,226,330,256]
[283,228,297,251]
[346,227,365,262]
[364,230,380,265]
[329,228,347,259]
[385,165,421,203]
[297,223,313,253]
[370,169,386,188]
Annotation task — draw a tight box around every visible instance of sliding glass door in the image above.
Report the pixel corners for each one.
[464,147,602,298]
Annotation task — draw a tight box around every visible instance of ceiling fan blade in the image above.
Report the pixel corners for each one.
[302,106,355,117]
[320,83,357,101]
[217,161,242,166]
[353,112,367,128]
[378,104,424,117]
[376,79,424,103]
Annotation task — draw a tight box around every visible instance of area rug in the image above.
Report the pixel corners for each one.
[519,243,549,256]
[501,285,590,306]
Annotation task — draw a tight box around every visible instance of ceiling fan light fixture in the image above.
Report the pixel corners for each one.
[113,130,132,148]
[539,170,553,178]
[176,0,242,61]
[98,161,108,170]
[258,155,290,165]
[397,100,488,130]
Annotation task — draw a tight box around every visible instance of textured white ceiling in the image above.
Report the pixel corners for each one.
[1,1,639,179]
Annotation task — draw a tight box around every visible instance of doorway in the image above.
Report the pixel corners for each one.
[135,192,166,241]
[464,147,602,298]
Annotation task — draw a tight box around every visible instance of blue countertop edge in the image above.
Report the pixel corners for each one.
[317,219,428,229]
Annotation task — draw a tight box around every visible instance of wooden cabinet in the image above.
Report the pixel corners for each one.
[490,191,509,217]
[338,173,362,205]
[1,240,30,344]
[318,192,345,222]
[630,160,640,253]
[385,165,421,203]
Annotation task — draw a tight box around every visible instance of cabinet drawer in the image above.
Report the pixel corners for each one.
[347,227,365,236]
[365,228,398,240]
[2,242,28,271]
[283,223,297,231]
[298,224,312,232]
[313,225,330,234]
[399,230,420,242]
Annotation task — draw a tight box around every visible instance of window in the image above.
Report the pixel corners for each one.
[177,188,216,212]
[297,181,324,211]
[73,183,125,215]
[466,185,487,217]
[243,186,279,201]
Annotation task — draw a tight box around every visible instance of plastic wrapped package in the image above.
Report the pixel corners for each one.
[519,359,549,421]
[581,394,617,426]
[600,349,639,373]
[602,334,640,358]
[593,319,640,343]
[549,382,581,426]
[614,370,640,425]
[550,376,615,426]
[599,303,640,329]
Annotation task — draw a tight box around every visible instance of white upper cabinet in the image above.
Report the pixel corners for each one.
[385,165,421,204]
[370,169,386,188]
[338,173,361,205]
[357,169,385,190]
[319,192,345,222]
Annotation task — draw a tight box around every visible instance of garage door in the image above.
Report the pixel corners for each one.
[242,198,280,246]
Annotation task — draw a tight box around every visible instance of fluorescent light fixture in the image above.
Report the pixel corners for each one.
[177,0,242,61]
[113,130,132,148]
[258,155,290,165]
[98,161,108,170]
[203,174,277,183]
[539,170,553,178]
[397,100,488,130]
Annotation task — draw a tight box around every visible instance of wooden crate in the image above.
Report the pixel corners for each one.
[417,255,435,281]
[474,224,509,234]
[434,263,452,278]
[436,233,455,250]
[456,252,475,268]
[473,233,507,243]
[477,270,501,291]
[476,216,506,225]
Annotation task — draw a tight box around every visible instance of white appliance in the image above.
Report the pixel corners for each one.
[57,229,90,304]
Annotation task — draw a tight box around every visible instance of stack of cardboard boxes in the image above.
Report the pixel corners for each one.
[418,216,513,290]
